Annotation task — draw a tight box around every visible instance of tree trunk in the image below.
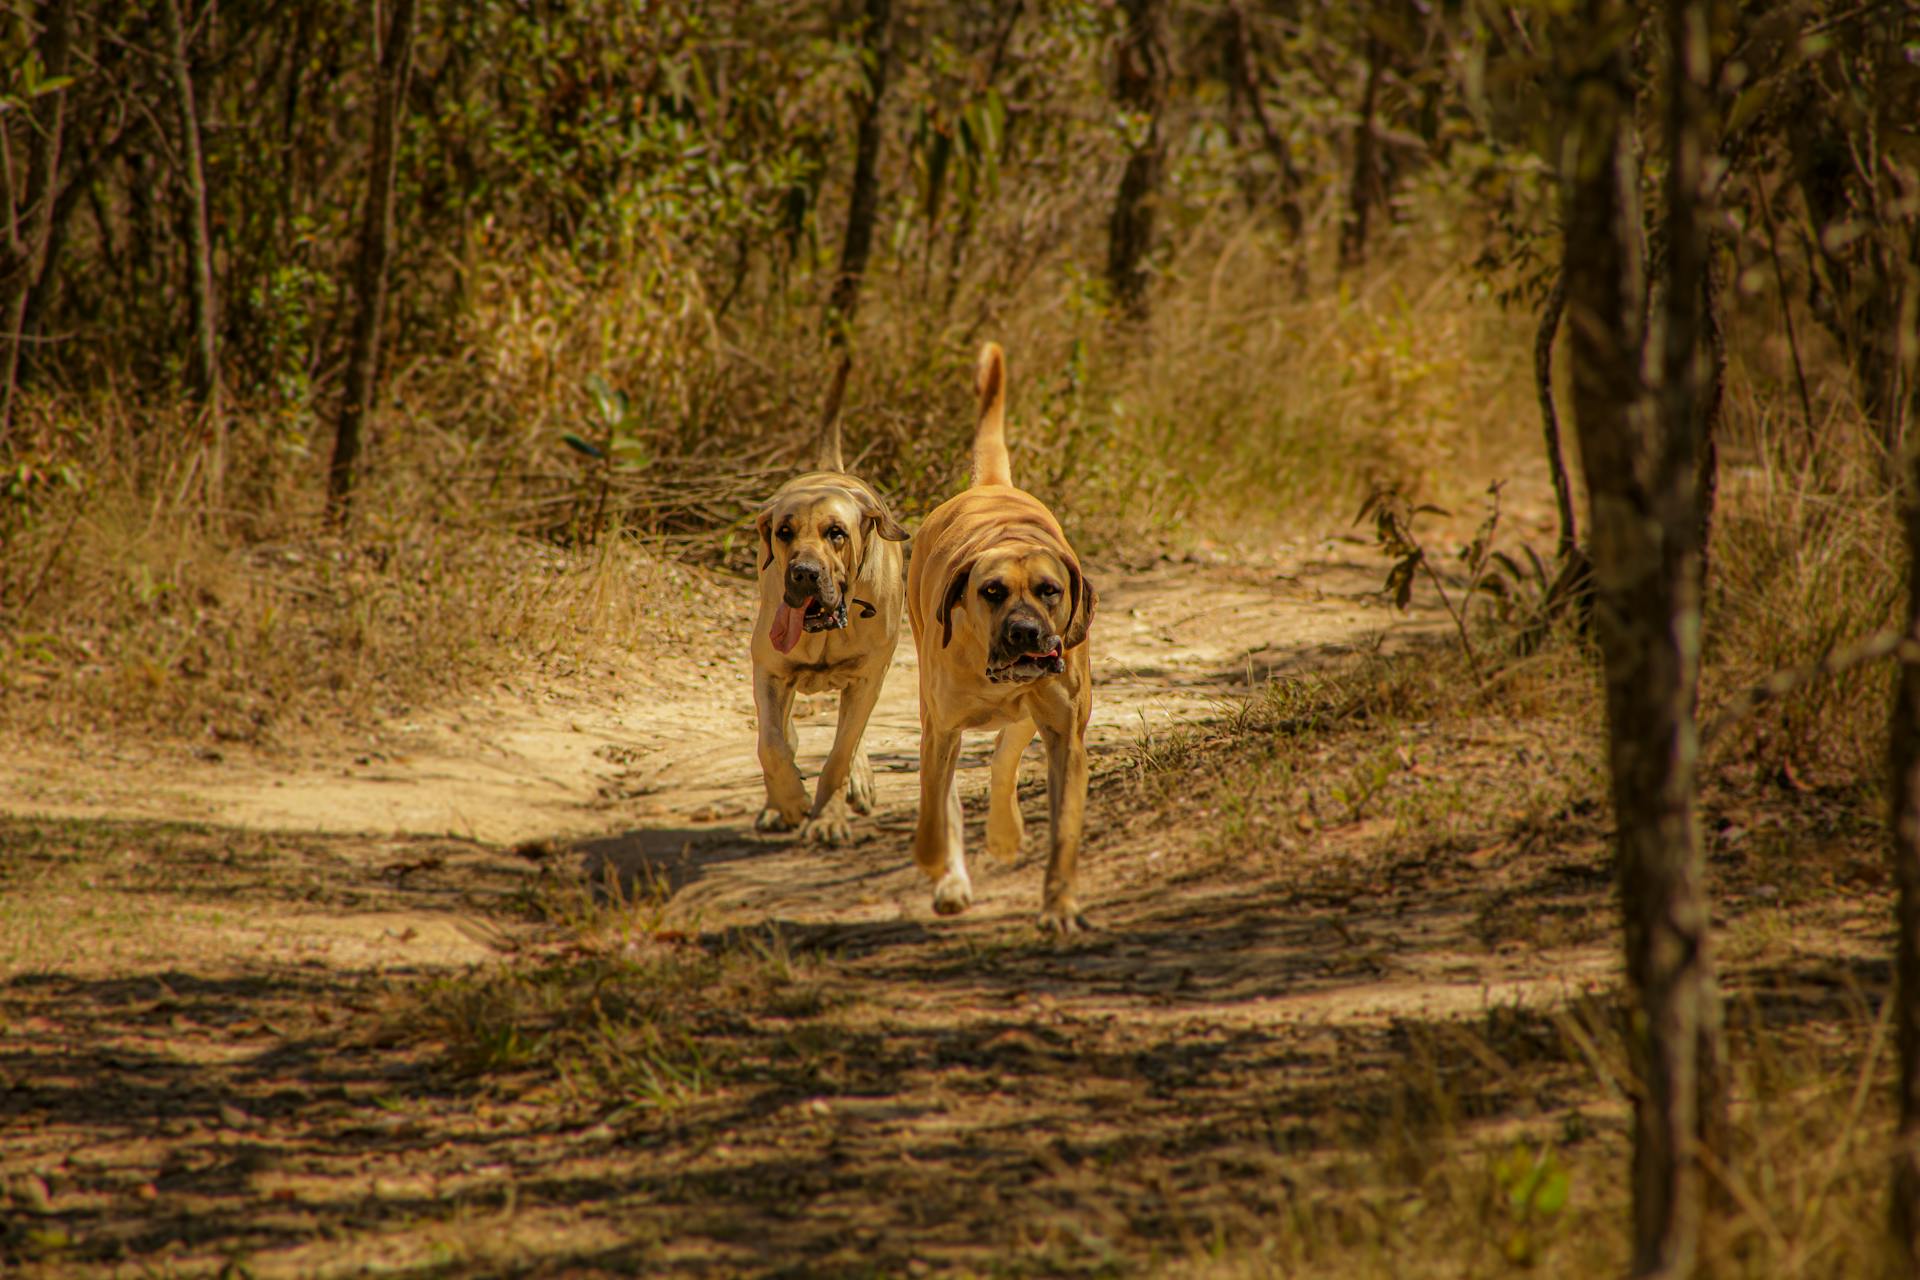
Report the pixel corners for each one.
[1894,445,1920,1269]
[325,0,418,526]
[1562,1,1717,1273]
[1533,272,1577,562]
[1888,59,1920,1280]
[1105,0,1164,320]
[0,0,74,444]
[1338,32,1382,270]
[1228,2,1307,295]
[160,0,220,416]
[824,0,892,346]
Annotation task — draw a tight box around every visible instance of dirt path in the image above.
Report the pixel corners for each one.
[6,533,1698,1278]
[0,551,1434,958]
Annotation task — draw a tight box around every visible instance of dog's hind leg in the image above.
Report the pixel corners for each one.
[987,718,1036,863]
[753,669,809,832]
[800,674,884,847]
[1037,718,1091,933]
[913,723,973,915]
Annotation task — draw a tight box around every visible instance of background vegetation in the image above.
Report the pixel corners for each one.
[3,0,1920,1273]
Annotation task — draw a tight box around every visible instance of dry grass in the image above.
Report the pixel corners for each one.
[1,209,1545,747]
[0,396,731,748]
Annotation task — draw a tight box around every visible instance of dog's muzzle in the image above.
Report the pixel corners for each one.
[987,639,1065,684]
[784,558,844,621]
[801,597,850,633]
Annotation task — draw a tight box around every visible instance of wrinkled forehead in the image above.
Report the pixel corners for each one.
[769,488,861,534]
[974,544,1069,587]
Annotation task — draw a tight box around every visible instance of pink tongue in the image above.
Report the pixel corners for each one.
[771,600,811,654]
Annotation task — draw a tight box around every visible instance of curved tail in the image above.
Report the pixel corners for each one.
[971,342,1011,487]
[815,354,852,472]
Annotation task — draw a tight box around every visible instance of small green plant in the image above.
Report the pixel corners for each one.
[1491,1143,1573,1267]
[1357,481,1506,681]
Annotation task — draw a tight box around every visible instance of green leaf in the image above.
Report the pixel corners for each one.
[562,433,606,460]
[1533,1168,1570,1216]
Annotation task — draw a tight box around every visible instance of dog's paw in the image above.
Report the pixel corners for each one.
[799,812,853,847]
[846,758,876,815]
[1036,901,1092,935]
[754,806,801,834]
[932,872,974,916]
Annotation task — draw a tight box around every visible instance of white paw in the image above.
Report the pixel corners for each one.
[754,806,802,834]
[933,872,974,916]
[799,812,853,847]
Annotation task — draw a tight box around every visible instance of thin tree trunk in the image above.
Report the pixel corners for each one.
[1231,9,1303,237]
[1338,32,1382,270]
[1562,1,1715,1273]
[1697,257,1726,569]
[1228,2,1307,295]
[1533,271,1577,562]
[0,0,74,444]
[326,0,417,524]
[1889,82,1920,1280]
[1105,0,1164,319]
[1894,440,1920,1270]
[1666,2,1728,1234]
[824,0,892,346]
[160,0,220,417]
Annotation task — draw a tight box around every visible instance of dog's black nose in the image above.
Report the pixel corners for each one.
[787,560,823,588]
[1004,615,1046,652]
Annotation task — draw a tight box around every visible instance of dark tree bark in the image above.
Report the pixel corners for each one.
[1894,423,1920,1270]
[0,0,74,442]
[1888,59,1920,1280]
[1105,0,1165,319]
[1338,32,1383,270]
[1562,0,1718,1273]
[160,0,220,415]
[824,0,893,346]
[326,0,418,524]
[1533,272,1577,562]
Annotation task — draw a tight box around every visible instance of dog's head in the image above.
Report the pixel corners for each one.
[758,483,906,650]
[935,543,1096,682]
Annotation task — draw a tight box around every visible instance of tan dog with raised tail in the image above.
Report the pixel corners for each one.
[906,344,1097,932]
[750,358,908,845]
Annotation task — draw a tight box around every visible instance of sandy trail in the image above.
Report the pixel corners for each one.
[0,551,1432,936]
[11,540,1647,1279]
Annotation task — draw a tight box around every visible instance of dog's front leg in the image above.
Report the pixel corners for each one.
[753,668,809,832]
[1037,721,1091,933]
[987,718,1036,863]
[913,720,972,915]
[800,674,884,847]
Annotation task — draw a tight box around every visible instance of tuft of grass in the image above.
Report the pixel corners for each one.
[395,879,824,1112]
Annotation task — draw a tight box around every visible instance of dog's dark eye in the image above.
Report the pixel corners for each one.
[776,526,795,543]
[981,584,1007,603]
[1036,582,1062,599]
[826,527,847,545]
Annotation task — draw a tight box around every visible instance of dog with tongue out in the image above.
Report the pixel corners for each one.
[748,357,909,846]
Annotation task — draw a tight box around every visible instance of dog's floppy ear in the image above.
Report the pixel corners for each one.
[1061,558,1097,651]
[936,559,973,648]
[859,493,908,543]
[756,510,775,571]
